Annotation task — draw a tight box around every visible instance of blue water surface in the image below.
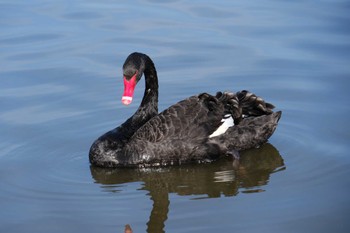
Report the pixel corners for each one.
[1,0,350,232]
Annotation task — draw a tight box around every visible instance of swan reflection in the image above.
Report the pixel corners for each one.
[90,143,284,232]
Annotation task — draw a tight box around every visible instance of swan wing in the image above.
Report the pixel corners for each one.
[130,94,224,143]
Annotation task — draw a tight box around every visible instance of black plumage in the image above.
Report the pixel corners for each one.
[89,52,281,168]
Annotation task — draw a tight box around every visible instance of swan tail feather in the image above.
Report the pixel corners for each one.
[210,111,282,151]
[215,91,242,121]
[215,90,275,125]
[236,90,275,116]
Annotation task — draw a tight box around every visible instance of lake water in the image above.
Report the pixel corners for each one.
[1,0,350,232]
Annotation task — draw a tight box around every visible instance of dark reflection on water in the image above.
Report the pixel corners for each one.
[91,143,284,233]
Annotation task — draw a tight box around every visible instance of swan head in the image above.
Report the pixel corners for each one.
[121,52,148,105]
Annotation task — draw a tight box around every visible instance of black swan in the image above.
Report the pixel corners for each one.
[89,52,281,168]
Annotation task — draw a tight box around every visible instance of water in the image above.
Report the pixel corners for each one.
[1,0,349,232]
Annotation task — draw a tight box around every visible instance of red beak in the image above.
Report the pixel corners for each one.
[122,73,137,105]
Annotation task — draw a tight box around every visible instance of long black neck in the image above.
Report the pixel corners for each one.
[118,54,159,140]
[138,54,158,116]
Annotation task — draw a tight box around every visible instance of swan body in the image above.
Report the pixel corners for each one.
[89,52,281,168]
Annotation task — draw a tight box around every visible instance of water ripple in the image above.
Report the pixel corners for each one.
[0,33,63,45]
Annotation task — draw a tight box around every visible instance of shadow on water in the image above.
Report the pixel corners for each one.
[90,143,285,232]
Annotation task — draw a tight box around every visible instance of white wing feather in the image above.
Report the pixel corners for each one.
[209,114,234,138]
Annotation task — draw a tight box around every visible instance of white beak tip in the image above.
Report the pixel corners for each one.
[122,96,133,105]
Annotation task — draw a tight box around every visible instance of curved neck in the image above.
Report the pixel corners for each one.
[119,55,159,140]
[140,55,158,113]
